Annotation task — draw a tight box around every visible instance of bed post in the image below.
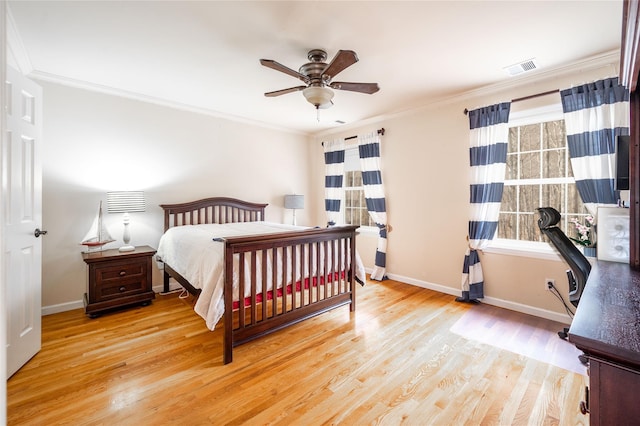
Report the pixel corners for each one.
[223,241,234,364]
[350,231,357,312]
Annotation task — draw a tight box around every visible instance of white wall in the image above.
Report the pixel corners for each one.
[40,54,620,324]
[310,56,620,323]
[40,81,310,311]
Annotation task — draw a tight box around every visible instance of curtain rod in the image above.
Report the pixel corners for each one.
[345,127,385,140]
[322,128,385,145]
[463,89,560,115]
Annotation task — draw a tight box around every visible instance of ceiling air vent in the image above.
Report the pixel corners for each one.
[504,58,538,76]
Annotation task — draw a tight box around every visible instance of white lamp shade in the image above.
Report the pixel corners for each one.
[284,194,304,210]
[107,191,145,252]
[107,191,145,213]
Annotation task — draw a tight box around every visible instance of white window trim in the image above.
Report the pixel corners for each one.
[492,102,571,259]
[343,145,378,230]
[509,103,563,126]
[484,238,563,261]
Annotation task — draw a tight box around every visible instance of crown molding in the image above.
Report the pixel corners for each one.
[427,50,619,113]
[12,35,619,141]
[6,12,301,137]
[448,49,620,103]
[312,50,621,139]
[29,70,305,137]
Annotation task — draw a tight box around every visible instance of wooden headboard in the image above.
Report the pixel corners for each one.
[160,197,268,231]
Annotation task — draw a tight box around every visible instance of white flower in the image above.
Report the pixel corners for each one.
[569,216,593,247]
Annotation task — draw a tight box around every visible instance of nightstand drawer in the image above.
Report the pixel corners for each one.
[89,259,149,303]
[93,275,147,300]
[94,261,146,286]
[83,245,156,317]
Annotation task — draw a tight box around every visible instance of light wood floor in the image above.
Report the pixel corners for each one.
[7,279,589,425]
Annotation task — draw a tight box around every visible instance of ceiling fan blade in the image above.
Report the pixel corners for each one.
[260,59,309,84]
[322,50,359,79]
[264,86,306,97]
[330,82,380,94]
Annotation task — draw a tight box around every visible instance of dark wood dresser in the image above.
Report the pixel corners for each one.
[568,260,640,424]
[82,245,156,317]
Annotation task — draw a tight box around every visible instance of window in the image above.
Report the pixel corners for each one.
[344,146,375,228]
[496,106,589,244]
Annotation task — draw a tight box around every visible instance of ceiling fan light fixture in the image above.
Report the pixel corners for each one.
[303,86,334,109]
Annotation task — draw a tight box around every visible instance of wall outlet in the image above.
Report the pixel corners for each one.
[545,278,555,290]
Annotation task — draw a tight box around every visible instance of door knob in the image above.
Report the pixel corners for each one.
[34,228,48,238]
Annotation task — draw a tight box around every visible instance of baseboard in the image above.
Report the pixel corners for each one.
[42,300,84,316]
[382,271,572,325]
[40,283,181,315]
[480,295,572,325]
[153,283,183,294]
[383,272,459,296]
[42,274,571,324]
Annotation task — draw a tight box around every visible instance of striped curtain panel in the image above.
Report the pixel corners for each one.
[358,131,388,281]
[560,77,630,216]
[324,139,345,226]
[458,102,511,302]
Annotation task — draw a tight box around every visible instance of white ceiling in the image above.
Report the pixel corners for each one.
[7,1,624,135]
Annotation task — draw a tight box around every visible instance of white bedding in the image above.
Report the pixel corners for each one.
[156,221,365,330]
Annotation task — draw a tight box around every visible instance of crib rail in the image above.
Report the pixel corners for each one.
[222,225,358,364]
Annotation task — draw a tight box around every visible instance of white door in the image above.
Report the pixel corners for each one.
[4,66,43,378]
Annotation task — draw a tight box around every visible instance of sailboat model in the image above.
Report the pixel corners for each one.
[81,201,115,251]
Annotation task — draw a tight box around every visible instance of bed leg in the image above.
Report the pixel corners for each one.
[350,286,356,312]
[349,270,356,312]
[163,269,170,294]
[223,330,233,364]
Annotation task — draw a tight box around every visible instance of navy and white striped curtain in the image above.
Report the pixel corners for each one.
[324,139,345,226]
[459,102,511,302]
[358,131,388,281]
[560,77,629,216]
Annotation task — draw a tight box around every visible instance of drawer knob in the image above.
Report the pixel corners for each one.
[119,271,126,277]
[580,386,589,414]
[119,286,126,292]
[580,401,589,414]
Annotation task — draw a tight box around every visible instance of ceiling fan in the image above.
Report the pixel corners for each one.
[260,49,380,110]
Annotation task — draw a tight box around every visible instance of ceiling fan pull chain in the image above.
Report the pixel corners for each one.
[316,107,320,122]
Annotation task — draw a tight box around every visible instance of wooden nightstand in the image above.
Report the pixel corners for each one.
[82,245,156,317]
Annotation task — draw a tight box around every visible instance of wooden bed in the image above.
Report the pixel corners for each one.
[158,197,359,364]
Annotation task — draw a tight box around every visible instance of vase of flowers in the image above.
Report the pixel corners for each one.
[569,215,597,256]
